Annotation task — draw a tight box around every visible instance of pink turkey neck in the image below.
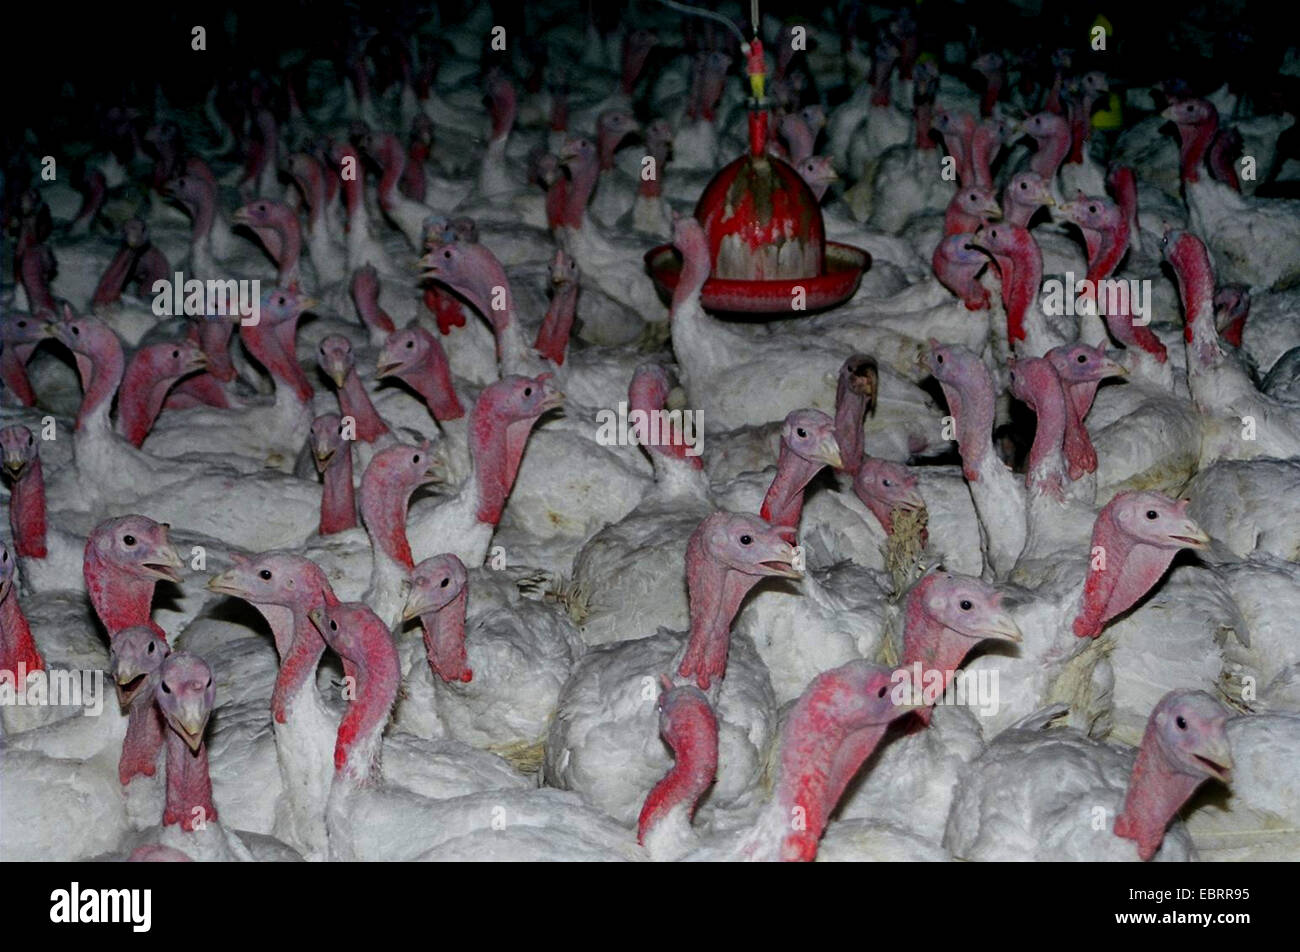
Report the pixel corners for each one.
[914,101,935,151]
[834,369,870,475]
[333,612,400,776]
[933,241,990,310]
[254,568,339,724]
[637,698,718,845]
[374,135,409,211]
[671,228,712,314]
[936,359,997,482]
[979,71,1003,119]
[1016,358,1069,501]
[241,314,313,401]
[351,270,397,334]
[1072,499,1184,639]
[119,350,197,447]
[767,666,896,860]
[1028,118,1071,182]
[628,370,702,471]
[70,170,107,231]
[118,681,164,784]
[970,124,1002,189]
[9,456,47,558]
[360,461,421,571]
[390,333,464,421]
[563,152,601,226]
[534,281,578,366]
[1170,238,1220,369]
[71,330,126,431]
[255,209,303,288]
[162,725,217,831]
[901,577,976,726]
[19,247,57,315]
[678,532,778,690]
[761,442,824,529]
[92,242,146,308]
[419,588,472,683]
[320,442,357,535]
[1176,113,1217,184]
[1,337,38,406]
[1114,717,1210,859]
[336,367,389,442]
[468,391,543,525]
[1,583,43,673]
[989,231,1043,345]
[84,550,167,641]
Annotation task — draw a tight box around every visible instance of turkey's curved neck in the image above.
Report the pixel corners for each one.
[760,446,821,530]
[678,552,763,690]
[419,589,470,683]
[637,716,718,848]
[534,283,578,365]
[1115,722,1206,860]
[334,639,399,783]
[1072,516,1177,638]
[74,343,125,432]
[163,730,217,832]
[994,245,1043,345]
[401,349,464,422]
[10,459,47,558]
[320,450,358,534]
[1028,129,1069,183]
[85,554,163,639]
[938,375,997,482]
[338,369,390,442]
[1177,119,1217,184]
[0,588,40,673]
[1022,379,1069,502]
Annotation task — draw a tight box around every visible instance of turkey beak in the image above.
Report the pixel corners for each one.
[895,484,926,513]
[1101,354,1129,377]
[981,198,1003,219]
[759,541,803,579]
[205,569,244,597]
[1171,522,1212,550]
[402,586,440,622]
[171,702,210,753]
[982,611,1023,643]
[814,434,844,471]
[143,542,185,583]
[313,443,337,472]
[307,607,328,636]
[299,298,320,314]
[3,454,27,480]
[1192,736,1234,783]
[327,367,348,389]
[230,207,251,226]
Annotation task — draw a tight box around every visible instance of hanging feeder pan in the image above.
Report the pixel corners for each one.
[644,240,871,314]
[645,109,870,316]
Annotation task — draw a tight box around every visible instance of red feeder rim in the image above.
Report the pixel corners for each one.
[645,43,869,315]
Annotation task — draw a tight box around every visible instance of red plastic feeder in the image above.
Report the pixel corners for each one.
[646,41,869,315]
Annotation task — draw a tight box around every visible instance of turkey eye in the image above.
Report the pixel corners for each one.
[796,427,807,438]
[206,677,212,687]
[1176,716,1187,729]
[123,535,137,546]
[935,354,944,364]
[27,434,32,445]
[172,350,180,358]
[524,387,533,396]
[277,296,285,305]
[329,620,338,631]
[72,326,80,335]
[161,682,171,694]
[440,578,449,588]
[877,685,888,698]
[413,454,421,464]
[1077,354,1087,363]
[960,599,972,611]
[1089,205,1097,214]
[739,534,753,545]
[405,340,414,349]
[259,569,272,580]
[443,249,452,258]
[16,320,25,328]
[882,479,892,487]
[1146,510,1158,520]
[1019,182,1026,189]
[147,642,155,654]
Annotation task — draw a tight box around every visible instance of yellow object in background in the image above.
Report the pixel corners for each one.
[1092,13,1113,36]
[1093,91,1123,130]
